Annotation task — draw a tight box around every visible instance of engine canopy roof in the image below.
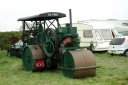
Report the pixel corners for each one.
[18,12,66,21]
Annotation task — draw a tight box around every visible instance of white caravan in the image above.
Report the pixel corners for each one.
[114,24,128,36]
[61,23,120,51]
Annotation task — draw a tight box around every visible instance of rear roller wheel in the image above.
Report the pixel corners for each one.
[62,50,96,78]
[22,45,44,71]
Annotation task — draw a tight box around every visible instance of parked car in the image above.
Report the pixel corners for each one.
[108,36,128,57]
[7,40,24,58]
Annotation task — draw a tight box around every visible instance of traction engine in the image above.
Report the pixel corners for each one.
[18,9,99,78]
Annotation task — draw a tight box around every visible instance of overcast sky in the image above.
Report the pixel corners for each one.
[0,0,128,31]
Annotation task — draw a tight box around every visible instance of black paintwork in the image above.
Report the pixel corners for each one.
[18,12,66,21]
[7,48,22,58]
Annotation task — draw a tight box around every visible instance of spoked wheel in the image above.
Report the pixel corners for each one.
[43,28,58,57]
[62,50,96,78]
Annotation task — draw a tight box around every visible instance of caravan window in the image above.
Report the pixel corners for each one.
[83,30,93,38]
[100,30,112,40]
[95,30,102,40]
[122,32,128,36]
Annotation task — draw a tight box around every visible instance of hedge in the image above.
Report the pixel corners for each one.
[0,31,22,50]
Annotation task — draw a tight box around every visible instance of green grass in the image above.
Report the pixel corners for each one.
[0,50,128,85]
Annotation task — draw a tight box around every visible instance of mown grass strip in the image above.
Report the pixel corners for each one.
[0,50,128,85]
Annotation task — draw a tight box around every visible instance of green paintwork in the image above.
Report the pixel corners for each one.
[56,24,79,48]
[22,22,91,78]
[59,46,90,78]
[46,58,51,67]
[22,47,33,71]
[18,10,95,79]
[27,37,38,45]
[56,24,77,34]
[62,51,75,78]
[43,28,56,57]
[27,25,44,45]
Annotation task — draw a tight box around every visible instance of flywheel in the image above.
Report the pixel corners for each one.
[43,28,58,57]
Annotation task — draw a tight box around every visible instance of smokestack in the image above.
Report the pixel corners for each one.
[69,9,73,34]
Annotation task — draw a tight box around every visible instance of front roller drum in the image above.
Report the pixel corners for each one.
[62,50,96,78]
[22,45,44,72]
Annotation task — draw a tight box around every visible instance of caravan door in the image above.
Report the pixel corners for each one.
[94,29,113,51]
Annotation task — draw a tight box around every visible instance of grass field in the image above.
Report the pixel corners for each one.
[0,50,128,85]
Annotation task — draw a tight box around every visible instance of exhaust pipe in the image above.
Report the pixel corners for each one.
[69,9,73,34]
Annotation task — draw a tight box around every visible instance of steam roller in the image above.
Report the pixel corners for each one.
[18,9,99,78]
